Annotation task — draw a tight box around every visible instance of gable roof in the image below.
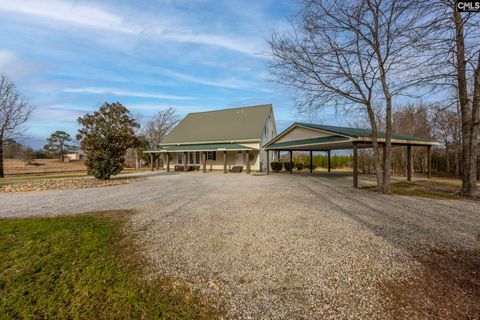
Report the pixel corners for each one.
[295,123,435,142]
[264,122,437,150]
[162,104,272,145]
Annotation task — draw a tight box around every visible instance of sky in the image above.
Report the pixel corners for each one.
[0,0,341,149]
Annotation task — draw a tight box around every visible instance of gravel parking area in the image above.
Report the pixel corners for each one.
[1,172,479,319]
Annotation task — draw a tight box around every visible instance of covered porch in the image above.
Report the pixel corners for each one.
[263,123,438,188]
[144,143,257,174]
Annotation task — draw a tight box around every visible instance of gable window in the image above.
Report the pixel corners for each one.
[207,151,216,161]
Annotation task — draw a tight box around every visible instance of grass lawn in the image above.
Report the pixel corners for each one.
[0,211,220,319]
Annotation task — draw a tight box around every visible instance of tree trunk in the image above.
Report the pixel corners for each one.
[0,134,4,178]
[454,9,478,197]
[366,106,384,191]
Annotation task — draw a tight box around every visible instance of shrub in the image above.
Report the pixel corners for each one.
[270,161,283,172]
[296,163,303,170]
[305,164,317,171]
[283,162,291,171]
[77,102,140,180]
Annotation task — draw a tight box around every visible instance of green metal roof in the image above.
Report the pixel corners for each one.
[155,143,254,152]
[267,135,349,149]
[161,104,273,144]
[295,122,435,142]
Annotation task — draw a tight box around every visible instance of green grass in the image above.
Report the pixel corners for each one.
[0,211,220,319]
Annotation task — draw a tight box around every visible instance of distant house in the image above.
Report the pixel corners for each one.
[64,150,85,161]
[145,104,276,173]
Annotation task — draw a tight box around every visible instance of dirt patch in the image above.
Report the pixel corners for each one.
[0,176,145,192]
[380,246,480,319]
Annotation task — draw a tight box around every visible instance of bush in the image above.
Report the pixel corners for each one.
[296,163,303,170]
[270,161,283,172]
[77,102,140,180]
[305,164,317,171]
[283,162,291,172]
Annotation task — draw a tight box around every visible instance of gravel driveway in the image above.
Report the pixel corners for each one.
[1,172,479,319]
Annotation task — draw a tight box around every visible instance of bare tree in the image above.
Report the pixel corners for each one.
[269,0,429,193]
[0,74,32,178]
[144,107,179,149]
[421,1,480,196]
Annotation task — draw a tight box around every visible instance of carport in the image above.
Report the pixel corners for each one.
[263,123,438,188]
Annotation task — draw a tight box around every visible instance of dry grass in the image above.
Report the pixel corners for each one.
[4,159,87,175]
[363,178,479,200]
[380,246,480,319]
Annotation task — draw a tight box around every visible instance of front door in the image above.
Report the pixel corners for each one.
[235,151,243,166]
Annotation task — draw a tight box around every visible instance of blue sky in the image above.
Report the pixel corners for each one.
[0,0,340,149]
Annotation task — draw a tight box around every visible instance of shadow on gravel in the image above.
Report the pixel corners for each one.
[380,246,480,320]
[297,176,480,319]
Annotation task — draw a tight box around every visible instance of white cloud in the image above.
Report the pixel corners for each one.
[0,0,261,55]
[156,67,256,89]
[0,49,15,67]
[63,87,194,100]
[0,0,138,34]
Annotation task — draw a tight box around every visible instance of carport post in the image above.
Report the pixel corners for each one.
[183,152,187,172]
[223,151,227,173]
[266,150,270,175]
[407,145,413,181]
[203,151,207,173]
[309,151,313,173]
[353,142,358,188]
[166,153,170,172]
[150,153,154,172]
[246,150,250,174]
[327,150,331,173]
[427,145,432,179]
[289,150,293,174]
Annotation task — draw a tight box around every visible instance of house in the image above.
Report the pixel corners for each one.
[63,150,85,161]
[145,104,276,173]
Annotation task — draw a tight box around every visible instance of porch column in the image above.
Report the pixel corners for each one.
[203,151,207,173]
[327,150,331,172]
[353,142,358,188]
[309,151,313,173]
[266,150,270,175]
[166,152,170,172]
[289,150,293,174]
[223,151,227,173]
[183,152,187,172]
[427,145,432,179]
[407,145,413,181]
[246,150,250,174]
[150,153,154,172]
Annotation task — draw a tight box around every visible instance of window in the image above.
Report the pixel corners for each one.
[177,153,182,164]
[195,152,200,164]
[207,151,216,161]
